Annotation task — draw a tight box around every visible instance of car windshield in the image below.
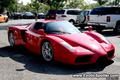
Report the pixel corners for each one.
[45,21,80,34]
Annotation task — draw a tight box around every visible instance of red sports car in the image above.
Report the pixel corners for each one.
[8,20,115,65]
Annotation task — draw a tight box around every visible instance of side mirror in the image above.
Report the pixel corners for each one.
[38,29,46,36]
[88,26,93,31]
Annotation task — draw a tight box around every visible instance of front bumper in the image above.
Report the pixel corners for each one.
[60,46,115,65]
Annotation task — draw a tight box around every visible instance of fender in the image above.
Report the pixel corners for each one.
[84,31,108,43]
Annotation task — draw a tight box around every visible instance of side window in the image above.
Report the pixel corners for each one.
[33,22,44,31]
[114,8,120,14]
[57,10,65,14]
[90,8,101,15]
[67,10,80,15]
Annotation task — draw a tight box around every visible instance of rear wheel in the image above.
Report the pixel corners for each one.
[41,41,54,62]
[69,20,75,25]
[114,22,120,33]
[96,27,103,33]
[8,32,15,47]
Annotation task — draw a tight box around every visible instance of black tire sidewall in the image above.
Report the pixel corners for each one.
[114,22,120,33]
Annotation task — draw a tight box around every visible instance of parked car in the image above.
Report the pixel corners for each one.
[45,10,57,19]
[56,9,82,24]
[23,12,35,19]
[38,13,45,19]
[46,9,82,24]
[11,12,23,19]
[8,20,115,65]
[76,10,90,28]
[0,14,8,22]
[88,6,120,32]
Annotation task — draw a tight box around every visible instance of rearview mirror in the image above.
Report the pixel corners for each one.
[38,29,46,36]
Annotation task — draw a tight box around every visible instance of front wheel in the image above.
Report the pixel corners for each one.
[41,41,54,62]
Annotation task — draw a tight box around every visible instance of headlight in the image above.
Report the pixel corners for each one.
[60,42,75,52]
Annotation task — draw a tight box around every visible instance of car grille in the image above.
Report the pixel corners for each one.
[75,55,92,63]
[107,50,114,58]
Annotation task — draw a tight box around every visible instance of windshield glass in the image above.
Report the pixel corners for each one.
[45,21,80,34]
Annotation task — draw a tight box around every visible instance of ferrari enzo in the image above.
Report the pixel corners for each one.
[8,20,115,65]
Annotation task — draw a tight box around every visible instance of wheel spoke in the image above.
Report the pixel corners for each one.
[9,33,15,46]
[42,42,53,62]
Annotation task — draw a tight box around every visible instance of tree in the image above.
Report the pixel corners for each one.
[0,0,17,13]
[107,0,120,6]
[30,0,49,12]
[66,0,86,9]
[38,0,67,10]
[7,0,18,12]
[94,0,108,5]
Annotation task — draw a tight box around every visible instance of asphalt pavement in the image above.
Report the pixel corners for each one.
[0,19,120,80]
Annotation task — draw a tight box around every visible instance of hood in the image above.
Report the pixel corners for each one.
[55,33,106,54]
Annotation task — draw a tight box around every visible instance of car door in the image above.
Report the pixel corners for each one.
[25,22,45,54]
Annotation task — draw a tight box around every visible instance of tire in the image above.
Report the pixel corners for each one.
[8,32,15,47]
[81,15,86,24]
[41,41,54,62]
[114,22,120,33]
[96,27,103,33]
[5,18,8,22]
[69,20,75,25]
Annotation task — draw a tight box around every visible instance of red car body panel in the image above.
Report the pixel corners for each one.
[8,20,115,65]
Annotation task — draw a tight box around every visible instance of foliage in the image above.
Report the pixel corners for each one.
[65,0,100,10]
[105,0,120,6]
[66,0,85,9]
[0,0,17,13]
[39,0,67,10]
[50,0,67,10]
[94,0,108,5]
[1,0,112,13]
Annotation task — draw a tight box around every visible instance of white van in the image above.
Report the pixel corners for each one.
[56,9,82,24]
[88,6,120,32]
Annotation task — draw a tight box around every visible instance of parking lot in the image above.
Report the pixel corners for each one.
[0,19,120,80]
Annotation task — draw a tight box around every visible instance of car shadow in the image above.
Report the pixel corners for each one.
[101,30,120,37]
[0,46,114,75]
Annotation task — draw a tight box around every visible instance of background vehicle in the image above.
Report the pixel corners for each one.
[76,10,90,28]
[88,6,120,32]
[0,14,8,22]
[10,12,23,19]
[38,13,45,19]
[8,20,115,65]
[23,12,35,19]
[46,9,82,24]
